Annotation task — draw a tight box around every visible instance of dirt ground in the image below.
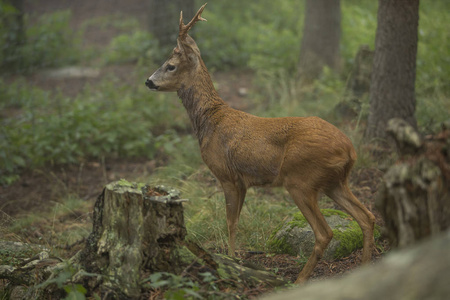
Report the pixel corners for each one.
[1,0,389,293]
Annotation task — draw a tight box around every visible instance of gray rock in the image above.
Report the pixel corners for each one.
[267,209,377,260]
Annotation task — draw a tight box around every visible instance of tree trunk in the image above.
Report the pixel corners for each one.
[149,0,194,52]
[1,0,25,71]
[333,45,374,122]
[376,122,450,248]
[365,0,419,142]
[80,181,188,298]
[298,0,341,81]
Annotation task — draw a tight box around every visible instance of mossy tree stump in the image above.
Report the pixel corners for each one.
[377,120,450,248]
[80,180,188,298]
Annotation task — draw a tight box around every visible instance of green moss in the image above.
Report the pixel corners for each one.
[114,179,146,190]
[332,222,363,259]
[332,220,381,259]
[267,209,380,259]
[175,246,200,265]
[266,235,295,255]
[215,254,244,281]
[288,212,308,229]
[286,209,350,230]
[321,209,350,218]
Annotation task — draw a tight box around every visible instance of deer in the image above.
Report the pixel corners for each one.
[145,3,376,284]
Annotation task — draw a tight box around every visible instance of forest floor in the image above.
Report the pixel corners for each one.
[1,0,390,296]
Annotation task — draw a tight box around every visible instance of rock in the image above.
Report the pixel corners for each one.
[42,66,100,79]
[267,209,379,260]
[261,230,450,300]
[238,87,248,97]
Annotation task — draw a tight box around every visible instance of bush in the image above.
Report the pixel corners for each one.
[0,77,188,185]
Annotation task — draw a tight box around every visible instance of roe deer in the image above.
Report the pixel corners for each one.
[145,4,375,283]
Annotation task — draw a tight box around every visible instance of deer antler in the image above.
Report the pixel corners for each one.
[179,3,207,41]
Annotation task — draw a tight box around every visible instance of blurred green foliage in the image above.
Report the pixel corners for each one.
[0,6,81,73]
[104,30,158,64]
[0,77,186,185]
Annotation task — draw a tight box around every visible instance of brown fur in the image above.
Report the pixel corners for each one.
[146,4,375,283]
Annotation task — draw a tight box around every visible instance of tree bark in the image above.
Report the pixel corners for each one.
[376,123,450,248]
[80,181,188,298]
[365,0,419,141]
[298,0,341,81]
[333,45,374,122]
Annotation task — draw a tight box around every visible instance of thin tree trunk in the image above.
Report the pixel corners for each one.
[298,0,341,81]
[365,0,419,141]
[1,0,25,71]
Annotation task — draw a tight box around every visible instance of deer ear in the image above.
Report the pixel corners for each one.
[177,37,200,65]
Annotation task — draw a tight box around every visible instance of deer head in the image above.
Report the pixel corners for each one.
[146,3,207,92]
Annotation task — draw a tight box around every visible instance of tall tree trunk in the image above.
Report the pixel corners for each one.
[298,0,341,81]
[149,0,194,52]
[1,0,25,71]
[365,0,419,142]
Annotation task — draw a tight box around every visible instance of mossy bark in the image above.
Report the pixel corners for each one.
[377,125,450,248]
[79,181,188,298]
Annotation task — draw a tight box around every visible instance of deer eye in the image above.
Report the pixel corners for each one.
[167,64,176,72]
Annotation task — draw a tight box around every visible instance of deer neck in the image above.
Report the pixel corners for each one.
[177,62,228,145]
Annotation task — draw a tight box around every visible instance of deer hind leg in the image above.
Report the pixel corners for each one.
[326,183,375,263]
[222,181,246,257]
[287,185,333,284]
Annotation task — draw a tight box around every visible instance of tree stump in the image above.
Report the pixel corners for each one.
[79,180,188,298]
[376,120,450,248]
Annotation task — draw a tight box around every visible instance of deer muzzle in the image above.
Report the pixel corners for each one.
[145,78,159,91]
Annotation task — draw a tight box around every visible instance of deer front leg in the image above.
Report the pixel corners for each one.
[221,181,246,256]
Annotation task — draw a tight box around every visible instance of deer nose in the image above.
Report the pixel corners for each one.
[145,78,158,90]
